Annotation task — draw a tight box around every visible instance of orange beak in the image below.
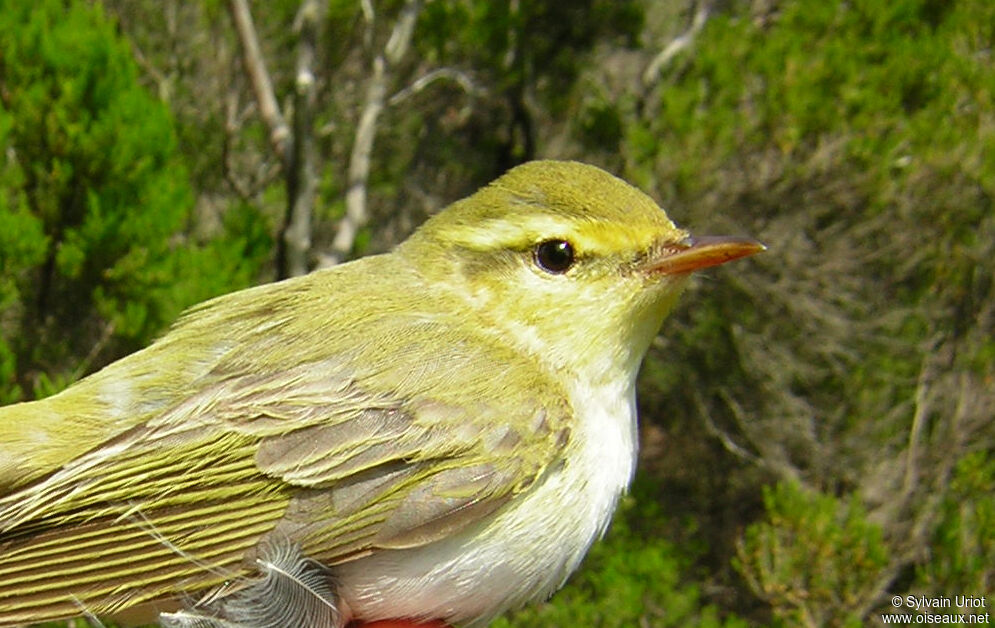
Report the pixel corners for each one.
[645,235,766,275]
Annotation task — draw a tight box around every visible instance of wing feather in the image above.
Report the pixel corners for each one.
[0,269,572,625]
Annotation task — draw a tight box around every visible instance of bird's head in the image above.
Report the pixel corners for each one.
[398,160,764,383]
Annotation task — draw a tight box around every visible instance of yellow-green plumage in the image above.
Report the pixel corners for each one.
[0,161,762,627]
[0,254,567,621]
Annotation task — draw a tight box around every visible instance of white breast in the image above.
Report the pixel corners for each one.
[332,376,638,626]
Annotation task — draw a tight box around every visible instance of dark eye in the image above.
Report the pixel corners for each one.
[534,239,575,274]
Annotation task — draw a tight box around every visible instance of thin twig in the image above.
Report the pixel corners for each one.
[642,1,711,87]
[280,0,322,278]
[324,0,422,267]
[227,0,290,163]
[71,321,116,382]
[693,387,761,465]
[388,68,481,106]
[222,90,254,200]
[901,340,939,497]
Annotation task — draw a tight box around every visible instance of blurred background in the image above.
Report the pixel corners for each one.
[1,0,992,625]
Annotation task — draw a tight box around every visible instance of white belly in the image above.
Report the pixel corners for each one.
[332,377,638,626]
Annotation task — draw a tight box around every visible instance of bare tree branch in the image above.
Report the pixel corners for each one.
[901,343,939,498]
[695,387,763,466]
[280,0,321,278]
[222,90,255,200]
[71,321,116,382]
[228,0,290,163]
[228,0,323,278]
[129,40,170,101]
[388,68,481,106]
[642,1,710,87]
[360,0,375,48]
[323,0,422,267]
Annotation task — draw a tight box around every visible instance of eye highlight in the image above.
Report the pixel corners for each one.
[533,239,575,274]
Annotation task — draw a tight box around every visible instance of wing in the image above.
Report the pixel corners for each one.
[0,275,572,625]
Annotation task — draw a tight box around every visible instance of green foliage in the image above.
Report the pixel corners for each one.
[735,482,888,627]
[419,0,643,81]
[578,97,626,152]
[917,451,995,605]
[496,479,747,628]
[627,5,994,620]
[644,0,995,218]
[416,0,644,164]
[0,0,270,400]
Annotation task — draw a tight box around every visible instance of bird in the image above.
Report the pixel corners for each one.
[0,160,763,627]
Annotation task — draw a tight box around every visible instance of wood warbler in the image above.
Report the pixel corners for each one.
[0,160,763,627]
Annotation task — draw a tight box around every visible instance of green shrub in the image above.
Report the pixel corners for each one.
[916,452,995,612]
[735,482,888,627]
[0,0,270,401]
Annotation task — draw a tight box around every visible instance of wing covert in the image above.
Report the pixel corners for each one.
[0,285,574,623]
